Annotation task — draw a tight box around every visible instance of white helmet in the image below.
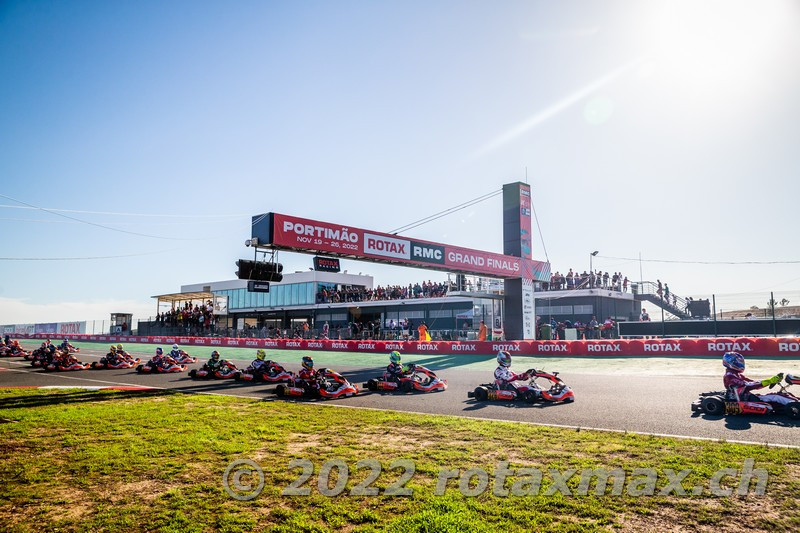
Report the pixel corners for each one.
[496,351,512,367]
[172,344,179,350]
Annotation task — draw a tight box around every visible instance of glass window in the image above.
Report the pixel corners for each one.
[306,282,314,305]
[291,284,299,306]
[257,292,265,307]
[244,291,252,309]
[277,285,285,306]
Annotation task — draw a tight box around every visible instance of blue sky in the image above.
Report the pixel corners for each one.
[1,0,799,323]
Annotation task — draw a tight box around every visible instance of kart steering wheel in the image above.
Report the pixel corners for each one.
[769,372,785,389]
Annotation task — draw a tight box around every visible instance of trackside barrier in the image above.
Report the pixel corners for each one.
[16,334,800,356]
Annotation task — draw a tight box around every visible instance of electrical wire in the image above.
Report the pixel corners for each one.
[0,194,213,241]
[388,189,502,234]
[598,254,800,265]
[0,249,176,261]
[0,203,249,218]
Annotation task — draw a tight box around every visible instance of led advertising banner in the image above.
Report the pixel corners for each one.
[253,213,550,281]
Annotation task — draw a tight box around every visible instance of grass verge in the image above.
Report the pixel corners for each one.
[1,388,798,532]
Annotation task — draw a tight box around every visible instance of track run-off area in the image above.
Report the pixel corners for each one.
[2,340,798,447]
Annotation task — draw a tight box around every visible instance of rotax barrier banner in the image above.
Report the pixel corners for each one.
[18,333,800,356]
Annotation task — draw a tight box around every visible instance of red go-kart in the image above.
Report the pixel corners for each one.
[92,357,141,370]
[137,357,187,373]
[171,353,198,365]
[189,361,238,379]
[468,369,575,404]
[235,360,293,382]
[43,357,91,372]
[692,373,800,419]
[364,364,447,393]
[276,369,358,399]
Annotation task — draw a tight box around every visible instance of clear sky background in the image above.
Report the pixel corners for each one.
[1,0,799,324]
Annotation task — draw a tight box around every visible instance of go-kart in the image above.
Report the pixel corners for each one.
[363,364,447,393]
[692,373,800,419]
[0,344,28,357]
[189,361,239,379]
[31,351,54,367]
[136,358,187,373]
[170,352,198,365]
[276,368,358,399]
[468,369,575,404]
[26,346,49,361]
[43,357,91,372]
[235,360,294,382]
[91,356,141,370]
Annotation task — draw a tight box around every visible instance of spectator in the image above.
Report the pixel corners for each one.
[640,308,651,322]
[478,320,487,341]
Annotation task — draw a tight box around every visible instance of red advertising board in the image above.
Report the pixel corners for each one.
[259,213,551,281]
[17,333,800,357]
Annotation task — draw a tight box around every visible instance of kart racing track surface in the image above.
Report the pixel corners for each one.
[1,342,798,447]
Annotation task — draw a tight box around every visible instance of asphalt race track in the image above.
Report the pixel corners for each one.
[2,343,798,447]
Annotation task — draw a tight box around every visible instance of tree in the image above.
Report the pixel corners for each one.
[780,298,790,307]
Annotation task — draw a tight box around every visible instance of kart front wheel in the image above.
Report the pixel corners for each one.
[473,386,488,401]
[276,384,287,398]
[786,402,800,420]
[701,397,725,417]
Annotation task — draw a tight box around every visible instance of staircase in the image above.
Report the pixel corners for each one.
[633,281,691,320]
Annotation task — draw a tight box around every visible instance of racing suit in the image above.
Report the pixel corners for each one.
[724,369,791,406]
[106,350,120,365]
[494,366,529,391]
[297,367,319,390]
[249,358,269,376]
[169,349,183,360]
[385,362,407,382]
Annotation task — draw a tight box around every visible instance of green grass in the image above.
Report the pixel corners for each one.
[1,388,799,532]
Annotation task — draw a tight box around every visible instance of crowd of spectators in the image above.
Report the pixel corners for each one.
[154,302,216,334]
[542,270,629,292]
[317,281,449,304]
[538,315,619,340]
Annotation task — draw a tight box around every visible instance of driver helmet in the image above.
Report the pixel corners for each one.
[109,345,116,352]
[172,344,179,351]
[211,350,221,360]
[63,338,68,343]
[301,356,314,370]
[497,350,512,367]
[117,344,124,351]
[256,349,266,361]
[722,352,745,372]
[389,351,401,364]
[156,347,163,355]
[41,342,47,348]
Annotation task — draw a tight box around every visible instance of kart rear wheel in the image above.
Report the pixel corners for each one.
[366,379,378,392]
[701,397,725,417]
[188,369,197,378]
[473,386,488,401]
[401,380,414,393]
[786,402,800,420]
[523,390,538,404]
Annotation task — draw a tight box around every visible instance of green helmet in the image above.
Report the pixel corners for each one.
[389,351,401,364]
[256,349,266,361]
